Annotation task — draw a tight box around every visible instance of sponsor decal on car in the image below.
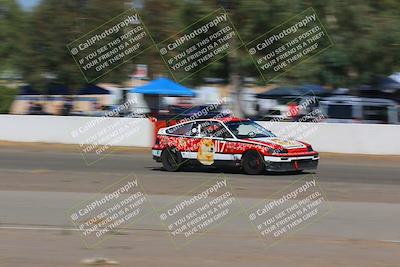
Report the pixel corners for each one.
[197,138,215,165]
[268,138,304,149]
[152,118,319,173]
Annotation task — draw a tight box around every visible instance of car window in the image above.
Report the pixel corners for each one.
[200,121,232,138]
[166,122,193,136]
[189,122,201,137]
[225,120,275,139]
[327,104,353,119]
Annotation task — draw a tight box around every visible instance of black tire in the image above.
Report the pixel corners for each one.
[242,150,265,175]
[161,148,183,172]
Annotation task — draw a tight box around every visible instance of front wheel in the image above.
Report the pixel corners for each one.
[242,151,265,175]
[161,148,183,172]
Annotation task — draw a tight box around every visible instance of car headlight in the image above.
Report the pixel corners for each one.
[274,148,288,154]
[267,147,274,154]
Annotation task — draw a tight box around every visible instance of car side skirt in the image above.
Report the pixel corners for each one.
[152,149,319,171]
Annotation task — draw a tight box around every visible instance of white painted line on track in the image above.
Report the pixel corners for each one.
[381,240,400,244]
[0,226,79,232]
[0,225,165,233]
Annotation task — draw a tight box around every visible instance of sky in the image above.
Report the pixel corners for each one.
[16,0,141,10]
[17,0,40,10]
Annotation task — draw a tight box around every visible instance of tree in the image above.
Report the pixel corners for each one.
[9,0,400,95]
[0,0,23,75]
[18,0,130,92]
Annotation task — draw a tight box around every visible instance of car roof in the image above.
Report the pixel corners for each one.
[216,117,247,123]
[165,117,249,130]
[185,117,248,124]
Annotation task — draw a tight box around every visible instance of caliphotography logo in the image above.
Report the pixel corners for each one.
[2,1,400,266]
[243,175,333,250]
[156,8,243,82]
[155,175,242,249]
[67,8,155,83]
[69,98,152,165]
[66,173,154,248]
[246,7,334,83]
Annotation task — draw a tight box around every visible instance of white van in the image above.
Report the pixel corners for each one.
[320,95,399,124]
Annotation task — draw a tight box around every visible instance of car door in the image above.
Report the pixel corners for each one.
[171,121,202,162]
[199,121,235,162]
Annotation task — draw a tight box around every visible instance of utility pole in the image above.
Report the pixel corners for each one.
[217,0,244,118]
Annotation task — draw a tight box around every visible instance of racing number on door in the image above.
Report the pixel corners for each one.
[214,140,227,153]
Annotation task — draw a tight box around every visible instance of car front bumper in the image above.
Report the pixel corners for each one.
[263,155,319,172]
[152,149,162,162]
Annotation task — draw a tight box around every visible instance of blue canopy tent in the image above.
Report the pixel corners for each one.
[47,86,72,95]
[19,85,70,96]
[78,85,110,95]
[129,77,195,96]
[129,78,195,116]
[19,85,40,95]
[75,85,112,114]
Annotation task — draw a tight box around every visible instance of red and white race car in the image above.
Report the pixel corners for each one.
[152,117,319,174]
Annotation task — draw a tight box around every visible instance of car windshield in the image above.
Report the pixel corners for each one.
[225,120,276,139]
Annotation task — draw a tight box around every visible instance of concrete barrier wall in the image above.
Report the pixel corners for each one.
[0,115,154,147]
[257,121,400,155]
[0,115,399,155]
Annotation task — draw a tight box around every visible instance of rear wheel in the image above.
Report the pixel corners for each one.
[242,150,265,175]
[161,148,182,172]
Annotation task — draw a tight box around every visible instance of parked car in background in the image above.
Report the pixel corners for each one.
[256,96,322,122]
[168,104,231,120]
[320,95,399,124]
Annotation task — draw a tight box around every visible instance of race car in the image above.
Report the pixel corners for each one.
[152,117,319,174]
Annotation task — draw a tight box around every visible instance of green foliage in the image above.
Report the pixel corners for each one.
[0,87,18,113]
[17,0,129,93]
[1,0,399,89]
[0,0,23,72]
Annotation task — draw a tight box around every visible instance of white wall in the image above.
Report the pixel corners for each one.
[0,115,154,147]
[0,115,399,155]
[257,121,400,155]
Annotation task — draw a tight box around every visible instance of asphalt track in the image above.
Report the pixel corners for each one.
[0,145,400,267]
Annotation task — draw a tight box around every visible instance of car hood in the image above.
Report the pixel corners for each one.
[247,137,306,149]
